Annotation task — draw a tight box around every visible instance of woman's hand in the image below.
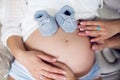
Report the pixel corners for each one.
[7,36,66,80]
[78,20,120,42]
[52,62,77,80]
[16,50,66,80]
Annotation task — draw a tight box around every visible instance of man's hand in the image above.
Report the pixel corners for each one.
[91,34,120,50]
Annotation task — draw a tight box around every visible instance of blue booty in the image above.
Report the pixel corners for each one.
[34,10,58,36]
[56,5,77,33]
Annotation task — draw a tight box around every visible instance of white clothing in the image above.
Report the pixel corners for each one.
[104,0,120,14]
[1,0,103,47]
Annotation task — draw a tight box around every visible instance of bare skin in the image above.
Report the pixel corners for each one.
[8,61,77,80]
[24,28,95,79]
[8,76,14,80]
[7,36,66,80]
[7,26,101,80]
[78,20,120,50]
[8,61,102,80]
[90,34,120,50]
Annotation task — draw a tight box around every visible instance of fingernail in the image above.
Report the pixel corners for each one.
[52,58,57,62]
[91,40,94,42]
[80,28,84,31]
[80,22,84,25]
[85,31,88,33]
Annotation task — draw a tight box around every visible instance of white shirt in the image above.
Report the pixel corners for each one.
[1,0,103,47]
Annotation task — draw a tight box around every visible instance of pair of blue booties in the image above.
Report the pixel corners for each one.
[34,5,77,36]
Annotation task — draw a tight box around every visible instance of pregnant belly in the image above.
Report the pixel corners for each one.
[25,28,95,77]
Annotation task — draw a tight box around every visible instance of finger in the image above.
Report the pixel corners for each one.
[52,62,73,73]
[40,76,53,80]
[80,21,103,26]
[90,36,105,42]
[97,40,105,44]
[92,43,104,50]
[78,31,88,36]
[40,70,65,80]
[52,62,67,70]
[85,30,100,37]
[90,37,101,42]
[37,53,56,63]
[79,26,98,31]
[41,63,66,74]
[77,25,85,28]
[52,62,75,77]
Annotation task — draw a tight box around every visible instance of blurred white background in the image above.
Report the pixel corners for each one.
[0,0,3,22]
[0,0,2,21]
[0,0,5,22]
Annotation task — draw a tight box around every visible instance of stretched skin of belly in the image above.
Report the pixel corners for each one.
[25,28,95,77]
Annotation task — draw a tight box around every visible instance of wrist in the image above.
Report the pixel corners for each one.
[113,20,120,34]
[13,48,27,61]
[71,74,78,80]
[105,36,119,49]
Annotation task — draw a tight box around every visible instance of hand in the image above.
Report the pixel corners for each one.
[16,50,66,80]
[91,40,107,50]
[78,20,120,42]
[92,34,120,50]
[52,62,77,80]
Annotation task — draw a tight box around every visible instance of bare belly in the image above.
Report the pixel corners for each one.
[25,28,95,77]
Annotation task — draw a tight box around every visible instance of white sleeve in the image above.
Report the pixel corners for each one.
[1,0,25,47]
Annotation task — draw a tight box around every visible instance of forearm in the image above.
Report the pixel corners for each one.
[7,35,26,60]
[106,34,120,49]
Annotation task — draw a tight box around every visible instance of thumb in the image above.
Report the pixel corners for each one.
[92,43,105,51]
